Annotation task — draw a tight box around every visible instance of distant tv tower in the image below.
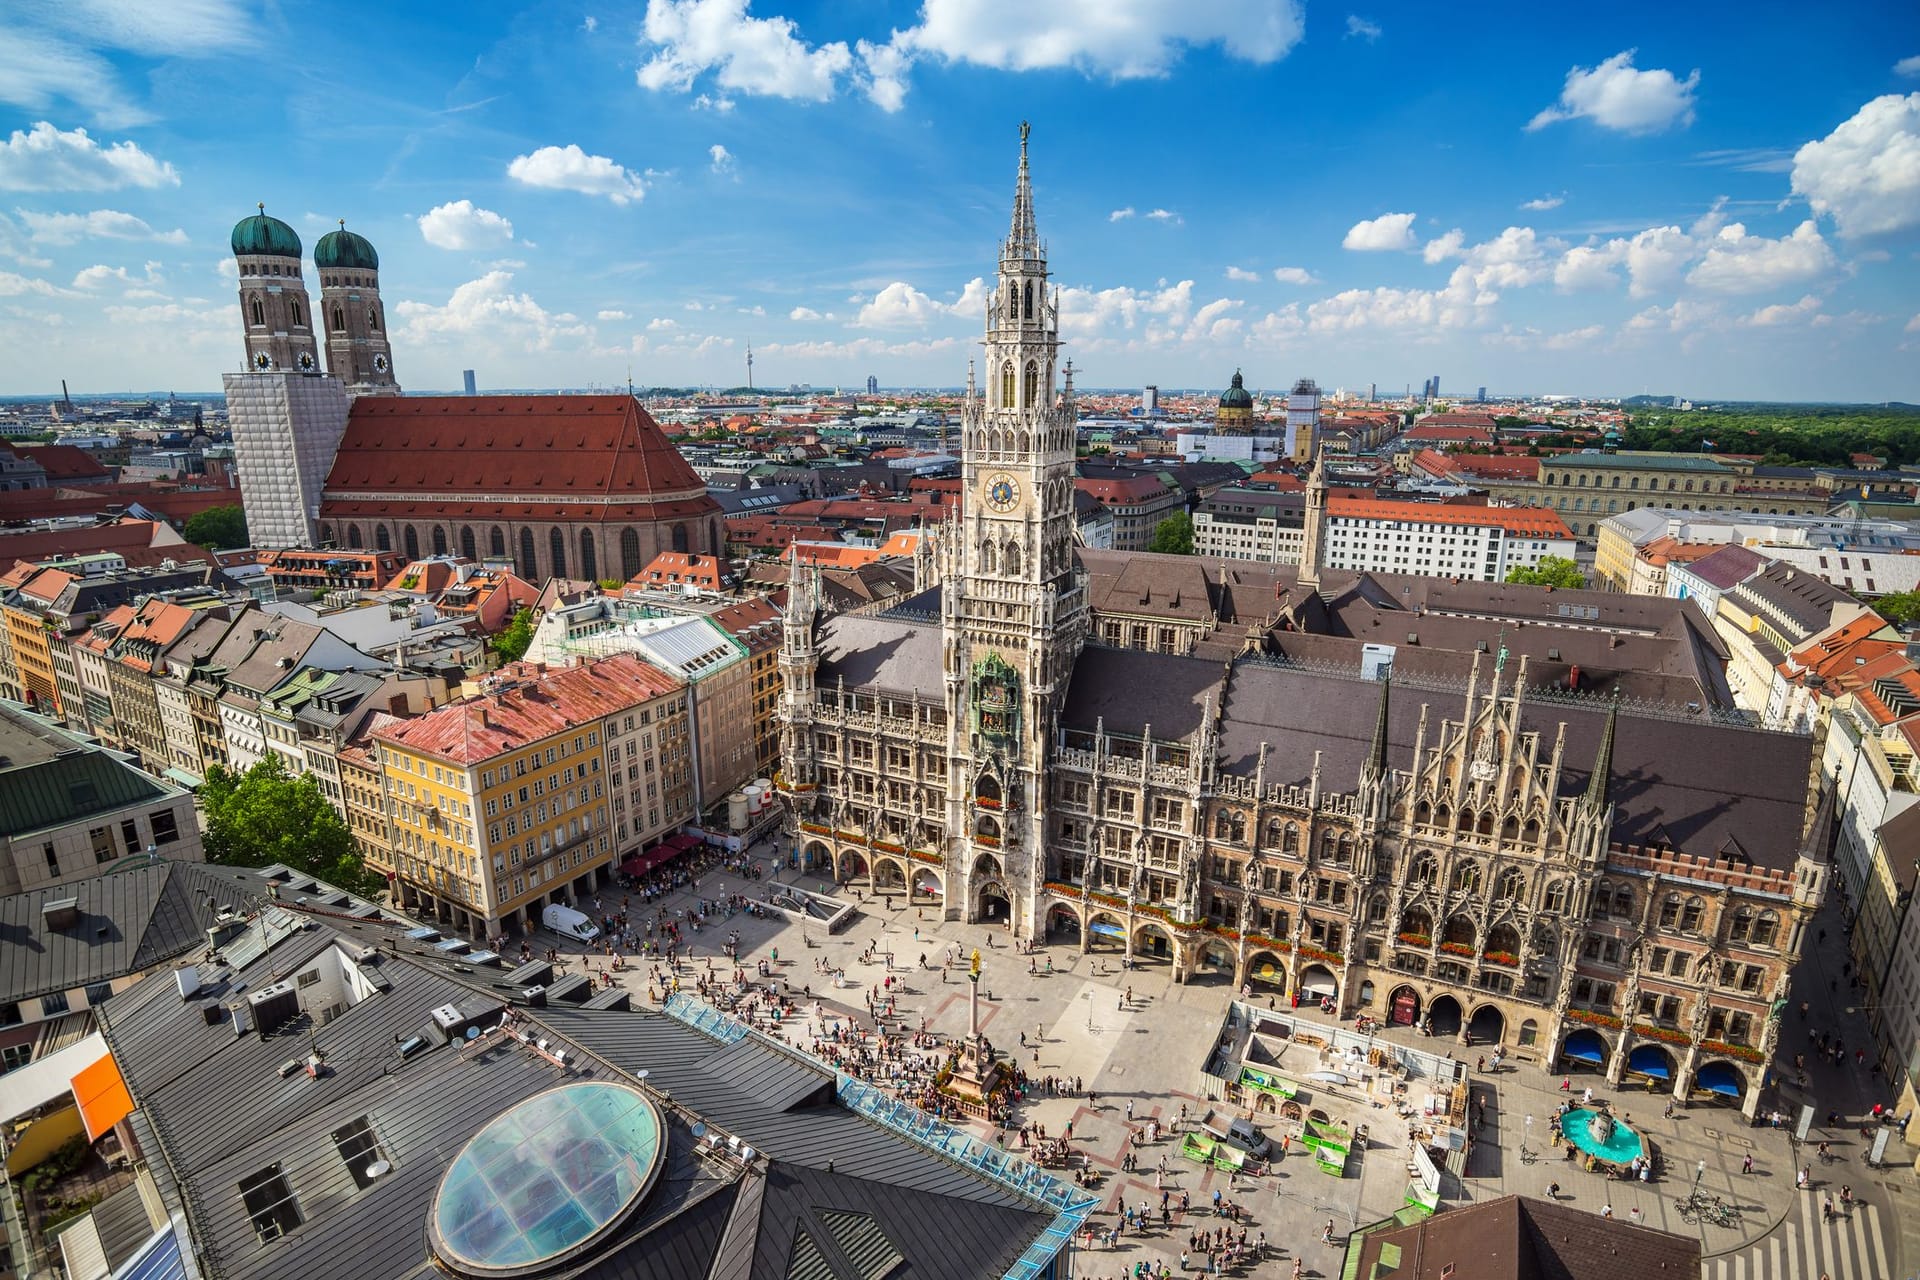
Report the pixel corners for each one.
[746,344,754,391]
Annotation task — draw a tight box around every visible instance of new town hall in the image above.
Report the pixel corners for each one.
[777,128,1828,1117]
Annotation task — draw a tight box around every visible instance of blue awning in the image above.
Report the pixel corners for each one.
[1628,1045,1673,1079]
[1088,921,1125,938]
[1696,1062,1745,1097]
[1561,1029,1606,1064]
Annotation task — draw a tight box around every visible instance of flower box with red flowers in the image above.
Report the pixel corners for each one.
[1396,933,1432,948]
[1438,941,1475,958]
[1633,1023,1691,1046]
[1566,1009,1623,1029]
[1700,1039,1765,1063]
[1483,951,1519,968]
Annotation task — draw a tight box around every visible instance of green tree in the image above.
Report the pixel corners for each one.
[1505,556,1586,589]
[200,757,380,896]
[491,607,536,664]
[182,504,249,550]
[1148,513,1195,555]
[1871,591,1920,626]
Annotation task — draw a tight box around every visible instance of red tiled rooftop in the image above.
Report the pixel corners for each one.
[1328,494,1573,537]
[374,653,683,765]
[322,395,719,524]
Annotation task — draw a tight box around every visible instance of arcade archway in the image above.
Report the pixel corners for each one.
[1387,985,1421,1028]
[1427,994,1464,1038]
[1466,1004,1505,1048]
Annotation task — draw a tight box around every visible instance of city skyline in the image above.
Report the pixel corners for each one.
[0,1,1916,400]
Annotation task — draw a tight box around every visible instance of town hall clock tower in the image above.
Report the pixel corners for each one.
[939,124,1088,937]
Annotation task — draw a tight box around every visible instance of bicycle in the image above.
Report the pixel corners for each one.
[1518,1145,1538,1165]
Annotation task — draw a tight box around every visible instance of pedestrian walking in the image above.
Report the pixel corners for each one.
[1600,1203,1613,1220]
[1547,1181,1560,1199]
[1561,1076,1572,1092]
[1742,1153,1753,1174]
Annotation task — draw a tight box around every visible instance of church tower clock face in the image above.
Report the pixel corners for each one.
[985,473,1020,513]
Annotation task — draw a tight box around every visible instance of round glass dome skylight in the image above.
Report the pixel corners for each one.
[429,1082,665,1276]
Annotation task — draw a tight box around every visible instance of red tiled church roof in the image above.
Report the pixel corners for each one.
[320,395,718,524]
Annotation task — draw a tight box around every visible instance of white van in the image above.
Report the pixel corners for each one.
[542,902,601,943]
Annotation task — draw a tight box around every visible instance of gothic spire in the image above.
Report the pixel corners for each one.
[1584,693,1619,809]
[1005,121,1040,262]
[1364,672,1392,780]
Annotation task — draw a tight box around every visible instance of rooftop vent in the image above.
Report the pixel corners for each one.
[174,967,202,1000]
[40,897,80,930]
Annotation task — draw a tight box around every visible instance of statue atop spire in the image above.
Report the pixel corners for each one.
[1005,120,1040,263]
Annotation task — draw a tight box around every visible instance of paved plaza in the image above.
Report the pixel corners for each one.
[547,856,1920,1279]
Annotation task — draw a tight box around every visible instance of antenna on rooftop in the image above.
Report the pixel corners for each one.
[746,344,754,392]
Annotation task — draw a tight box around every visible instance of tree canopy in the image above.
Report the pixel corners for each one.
[1505,555,1586,589]
[1148,512,1195,555]
[491,607,536,664]
[1871,591,1920,627]
[182,504,249,550]
[1619,405,1920,468]
[200,756,381,897]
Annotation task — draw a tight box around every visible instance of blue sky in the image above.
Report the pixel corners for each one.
[1,0,1917,400]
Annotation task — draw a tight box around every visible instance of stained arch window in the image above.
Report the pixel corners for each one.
[375,524,391,551]
[671,523,688,554]
[549,527,568,578]
[1001,362,1015,407]
[1024,361,1038,408]
[578,529,598,582]
[403,525,420,560]
[459,526,477,561]
[518,528,537,579]
[620,528,642,580]
[489,526,506,558]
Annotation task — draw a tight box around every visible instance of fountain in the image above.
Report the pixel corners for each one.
[1558,1105,1645,1167]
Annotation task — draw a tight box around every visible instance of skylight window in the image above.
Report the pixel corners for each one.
[239,1163,303,1242]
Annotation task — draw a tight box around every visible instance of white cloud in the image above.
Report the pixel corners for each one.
[856,37,912,112]
[1554,239,1626,291]
[597,309,628,321]
[395,271,591,351]
[789,305,824,321]
[0,4,253,129]
[1271,266,1316,285]
[1526,50,1699,134]
[647,317,678,331]
[1692,148,1794,174]
[1225,266,1261,282]
[854,281,943,328]
[1345,15,1381,41]
[1895,55,1920,77]
[1458,226,1556,292]
[1145,208,1181,224]
[1109,207,1136,222]
[417,199,514,250]
[1422,228,1466,263]
[0,122,178,192]
[1685,220,1837,294]
[1308,268,1486,332]
[1790,93,1920,238]
[692,92,736,112]
[214,256,237,281]
[1520,193,1565,211]
[1740,294,1824,327]
[17,208,183,245]
[737,304,764,316]
[507,144,647,204]
[71,259,163,294]
[1485,323,1603,351]
[709,143,735,174]
[0,270,66,297]
[637,0,853,103]
[898,0,1305,81]
[583,15,599,32]
[1055,278,1195,341]
[1908,313,1920,333]
[1623,225,1695,297]
[1623,298,1721,334]
[1343,211,1417,251]
[949,276,989,316]
[1249,304,1303,343]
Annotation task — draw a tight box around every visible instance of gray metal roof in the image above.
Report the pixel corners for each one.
[1215,658,1812,869]
[98,914,1055,1280]
[814,614,942,697]
[0,859,242,1005]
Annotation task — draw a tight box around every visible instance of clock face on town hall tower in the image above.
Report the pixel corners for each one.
[984,473,1020,513]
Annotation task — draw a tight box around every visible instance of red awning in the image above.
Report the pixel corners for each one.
[620,837,698,878]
